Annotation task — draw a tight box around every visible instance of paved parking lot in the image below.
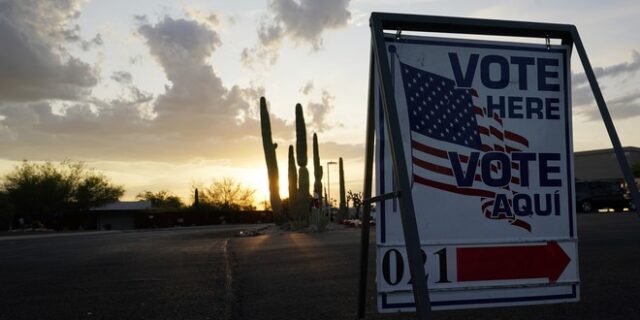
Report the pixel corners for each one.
[0,225,259,320]
[232,213,640,320]
[1,214,639,320]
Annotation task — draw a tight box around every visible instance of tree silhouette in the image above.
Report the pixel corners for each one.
[136,190,183,208]
[196,177,256,211]
[347,190,363,219]
[3,160,124,221]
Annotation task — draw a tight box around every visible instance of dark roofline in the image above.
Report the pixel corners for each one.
[574,146,640,157]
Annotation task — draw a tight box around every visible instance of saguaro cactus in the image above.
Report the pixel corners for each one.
[288,145,297,212]
[260,97,281,217]
[312,133,323,205]
[295,103,310,217]
[338,157,347,220]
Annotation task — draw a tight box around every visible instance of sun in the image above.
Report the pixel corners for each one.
[240,168,289,209]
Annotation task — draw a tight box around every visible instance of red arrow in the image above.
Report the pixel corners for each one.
[456,241,570,283]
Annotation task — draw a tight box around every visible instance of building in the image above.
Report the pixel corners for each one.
[91,201,152,230]
[574,147,640,182]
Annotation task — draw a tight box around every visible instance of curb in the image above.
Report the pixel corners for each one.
[0,230,120,241]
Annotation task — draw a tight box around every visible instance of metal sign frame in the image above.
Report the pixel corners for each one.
[357,12,640,320]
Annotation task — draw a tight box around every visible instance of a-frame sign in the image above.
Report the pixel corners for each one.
[357,12,640,320]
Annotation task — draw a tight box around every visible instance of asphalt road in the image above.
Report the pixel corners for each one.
[2,214,640,320]
[0,225,261,320]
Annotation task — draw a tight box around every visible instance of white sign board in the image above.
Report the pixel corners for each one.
[375,35,579,311]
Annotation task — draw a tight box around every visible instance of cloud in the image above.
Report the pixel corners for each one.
[307,90,335,132]
[300,81,314,95]
[0,0,98,102]
[268,0,351,48]
[572,85,595,108]
[580,91,640,121]
[242,0,351,66]
[0,6,367,199]
[80,33,103,51]
[571,50,640,120]
[134,14,148,24]
[317,141,363,161]
[183,6,220,29]
[137,16,223,119]
[241,21,283,67]
[136,16,280,140]
[111,71,133,85]
[573,50,640,86]
[0,14,293,165]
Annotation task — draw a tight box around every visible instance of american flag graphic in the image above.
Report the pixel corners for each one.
[400,61,532,231]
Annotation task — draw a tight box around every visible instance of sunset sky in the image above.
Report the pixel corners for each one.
[1,0,639,206]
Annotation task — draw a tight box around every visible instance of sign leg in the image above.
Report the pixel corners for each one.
[358,47,377,319]
[572,29,640,215]
[370,16,432,319]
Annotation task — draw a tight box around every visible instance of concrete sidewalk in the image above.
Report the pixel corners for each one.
[0,229,119,241]
[0,223,270,241]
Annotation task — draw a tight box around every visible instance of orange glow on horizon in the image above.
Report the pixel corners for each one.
[242,167,289,210]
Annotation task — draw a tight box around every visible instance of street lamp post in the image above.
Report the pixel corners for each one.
[326,161,337,215]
